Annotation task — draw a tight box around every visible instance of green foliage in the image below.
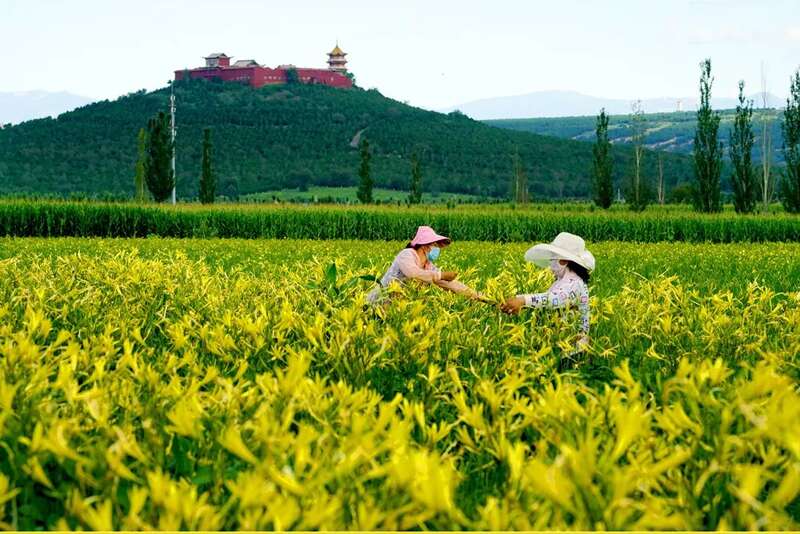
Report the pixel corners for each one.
[199,128,215,204]
[656,153,666,204]
[357,138,373,204]
[592,109,613,209]
[222,177,239,201]
[780,69,800,213]
[626,102,650,212]
[0,81,695,200]
[511,151,529,204]
[145,111,175,203]
[309,262,378,299]
[693,59,723,213]
[286,67,299,85]
[729,81,758,214]
[243,186,481,204]
[1,200,800,242]
[669,183,695,204]
[488,109,785,164]
[134,128,147,202]
[408,152,423,205]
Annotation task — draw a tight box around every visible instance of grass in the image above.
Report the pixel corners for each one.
[240,187,485,204]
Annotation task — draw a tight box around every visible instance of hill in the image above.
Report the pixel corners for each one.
[0,80,694,200]
[443,89,785,120]
[487,109,785,164]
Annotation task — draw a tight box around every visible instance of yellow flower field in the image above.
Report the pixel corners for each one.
[0,238,798,529]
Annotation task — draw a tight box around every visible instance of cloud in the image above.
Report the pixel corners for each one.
[786,26,800,42]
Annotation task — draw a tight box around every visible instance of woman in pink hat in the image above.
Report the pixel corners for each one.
[501,232,594,365]
[367,226,478,304]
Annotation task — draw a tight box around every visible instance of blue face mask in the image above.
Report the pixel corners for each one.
[426,246,441,262]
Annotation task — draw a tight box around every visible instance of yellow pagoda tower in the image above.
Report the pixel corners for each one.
[327,42,348,73]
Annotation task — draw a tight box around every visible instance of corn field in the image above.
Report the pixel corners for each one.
[2,201,800,242]
[0,238,798,529]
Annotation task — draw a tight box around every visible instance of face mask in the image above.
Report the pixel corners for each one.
[426,247,441,262]
[549,259,567,278]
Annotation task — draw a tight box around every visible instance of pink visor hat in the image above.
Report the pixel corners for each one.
[409,226,451,247]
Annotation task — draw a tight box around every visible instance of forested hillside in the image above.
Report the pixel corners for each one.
[487,109,785,164]
[0,80,694,199]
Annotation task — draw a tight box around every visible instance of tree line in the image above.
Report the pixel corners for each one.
[590,59,800,214]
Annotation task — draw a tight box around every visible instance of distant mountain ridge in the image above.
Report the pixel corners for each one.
[0,91,94,126]
[487,108,785,163]
[444,90,786,120]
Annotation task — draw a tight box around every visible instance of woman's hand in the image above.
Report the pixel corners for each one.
[500,296,525,314]
[440,271,458,282]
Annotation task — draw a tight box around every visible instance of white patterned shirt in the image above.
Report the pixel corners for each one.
[518,270,590,335]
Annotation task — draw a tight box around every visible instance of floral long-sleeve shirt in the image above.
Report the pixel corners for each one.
[518,270,590,335]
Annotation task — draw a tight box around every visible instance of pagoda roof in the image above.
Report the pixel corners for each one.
[204,52,230,59]
[232,59,260,67]
[328,44,346,56]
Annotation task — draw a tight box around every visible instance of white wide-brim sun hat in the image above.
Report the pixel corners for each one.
[524,232,595,272]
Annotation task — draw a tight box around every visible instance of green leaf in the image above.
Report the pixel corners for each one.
[324,262,338,288]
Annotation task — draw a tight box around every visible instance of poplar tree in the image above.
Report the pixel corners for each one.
[592,108,613,208]
[729,81,757,213]
[511,151,529,203]
[759,63,775,211]
[780,68,800,213]
[657,153,666,205]
[626,100,650,211]
[693,59,723,212]
[199,128,216,204]
[134,128,147,202]
[357,138,373,204]
[408,151,423,204]
[145,111,175,203]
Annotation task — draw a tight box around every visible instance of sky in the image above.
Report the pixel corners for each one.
[1,0,798,110]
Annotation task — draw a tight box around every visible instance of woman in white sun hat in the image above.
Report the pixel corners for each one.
[501,232,594,355]
[367,225,480,304]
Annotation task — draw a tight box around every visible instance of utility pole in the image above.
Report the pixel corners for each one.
[170,84,177,205]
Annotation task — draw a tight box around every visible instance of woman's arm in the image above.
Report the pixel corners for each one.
[396,250,441,283]
[435,279,481,299]
[521,289,570,309]
[502,279,581,314]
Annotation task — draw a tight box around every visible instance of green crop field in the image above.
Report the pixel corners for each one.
[0,237,798,529]
[1,200,800,242]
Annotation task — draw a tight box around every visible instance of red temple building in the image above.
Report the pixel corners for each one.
[174,44,353,88]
